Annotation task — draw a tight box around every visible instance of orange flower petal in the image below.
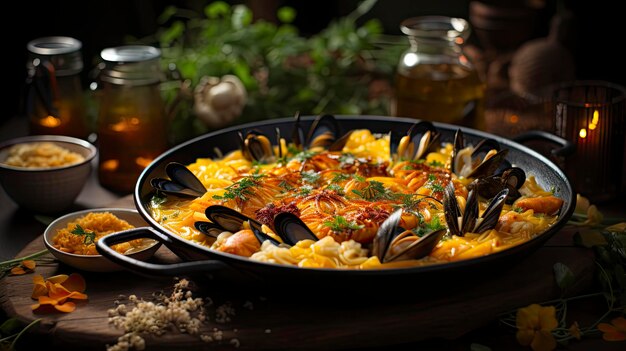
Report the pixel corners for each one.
[531,329,557,351]
[22,260,36,270]
[47,283,72,301]
[37,295,58,306]
[538,305,558,331]
[54,301,76,313]
[601,330,626,342]
[31,283,48,299]
[61,273,86,293]
[611,317,626,331]
[598,322,616,333]
[66,291,88,300]
[47,274,69,284]
[33,274,45,284]
[10,266,26,275]
[516,329,535,346]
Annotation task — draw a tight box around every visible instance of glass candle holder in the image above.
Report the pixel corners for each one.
[547,81,626,202]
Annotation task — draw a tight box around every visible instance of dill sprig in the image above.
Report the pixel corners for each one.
[351,180,397,201]
[301,170,320,184]
[213,173,265,201]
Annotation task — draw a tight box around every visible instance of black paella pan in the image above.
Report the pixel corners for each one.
[97,115,575,289]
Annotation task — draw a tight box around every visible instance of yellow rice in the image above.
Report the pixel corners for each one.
[3,142,84,168]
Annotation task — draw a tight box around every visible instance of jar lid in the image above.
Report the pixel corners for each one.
[27,36,83,76]
[400,16,470,43]
[100,45,162,86]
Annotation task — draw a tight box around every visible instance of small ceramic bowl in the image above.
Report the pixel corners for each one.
[0,135,97,214]
[43,208,161,272]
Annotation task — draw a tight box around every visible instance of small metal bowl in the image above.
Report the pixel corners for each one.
[43,208,161,272]
[0,135,97,214]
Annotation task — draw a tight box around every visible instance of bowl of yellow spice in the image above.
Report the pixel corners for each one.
[43,208,160,272]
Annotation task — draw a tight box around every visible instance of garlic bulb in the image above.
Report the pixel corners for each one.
[193,75,247,128]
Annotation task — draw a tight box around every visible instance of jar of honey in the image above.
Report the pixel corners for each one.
[25,36,89,139]
[392,16,485,130]
[97,45,168,193]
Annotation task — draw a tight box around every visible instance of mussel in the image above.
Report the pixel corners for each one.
[372,209,446,263]
[196,205,317,247]
[450,129,509,179]
[390,121,441,162]
[443,181,508,236]
[239,129,280,164]
[151,162,207,197]
[468,167,526,204]
[293,113,353,152]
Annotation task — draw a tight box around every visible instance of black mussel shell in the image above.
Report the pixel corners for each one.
[273,212,318,246]
[205,205,262,233]
[165,162,207,195]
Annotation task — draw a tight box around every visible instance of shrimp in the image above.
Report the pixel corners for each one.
[218,229,260,257]
[514,196,563,215]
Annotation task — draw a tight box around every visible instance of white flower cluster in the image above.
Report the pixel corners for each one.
[106,278,238,351]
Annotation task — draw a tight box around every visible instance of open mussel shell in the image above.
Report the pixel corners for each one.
[204,205,262,233]
[443,182,462,236]
[165,162,207,195]
[474,188,509,233]
[194,221,226,238]
[273,212,319,246]
[306,114,341,150]
[384,228,446,263]
[390,121,440,161]
[150,162,206,198]
[372,209,403,262]
[468,167,525,203]
[239,130,275,163]
[467,149,509,179]
[250,225,281,246]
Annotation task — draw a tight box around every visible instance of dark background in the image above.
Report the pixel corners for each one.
[2,0,622,125]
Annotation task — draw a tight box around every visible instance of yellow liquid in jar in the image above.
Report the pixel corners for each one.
[393,63,486,130]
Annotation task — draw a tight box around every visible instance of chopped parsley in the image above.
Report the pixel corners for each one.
[513,207,524,213]
[352,174,366,182]
[331,172,351,183]
[429,183,445,193]
[352,180,397,201]
[323,215,364,232]
[213,173,265,201]
[71,224,96,245]
[414,216,445,237]
[301,170,320,184]
[427,174,437,182]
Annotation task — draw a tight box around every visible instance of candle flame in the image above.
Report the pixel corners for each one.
[509,114,519,124]
[40,115,61,128]
[101,159,119,171]
[579,128,587,138]
[588,109,599,130]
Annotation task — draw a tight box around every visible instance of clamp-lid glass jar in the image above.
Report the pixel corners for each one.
[97,45,168,193]
[392,16,485,130]
[25,36,89,138]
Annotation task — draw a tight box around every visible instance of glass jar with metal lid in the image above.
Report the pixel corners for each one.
[25,36,89,138]
[97,45,168,193]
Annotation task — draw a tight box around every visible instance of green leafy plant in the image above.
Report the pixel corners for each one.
[141,0,405,143]
[71,224,96,245]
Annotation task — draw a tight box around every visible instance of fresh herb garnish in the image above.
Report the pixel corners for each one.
[414,216,445,237]
[351,180,397,201]
[352,174,366,182]
[339,153,356,166]
[429,183,445,194]
[150,193,166,207]
[428,160,444,168]
[298,185,313,197]
[326,184,345,195]
[278,180,294,190]
[427,174,437,182]
[331,172,351,183]
[301,170,320,184]
[213,173,265,201]
[71,224,96,245]
[323,215,364,232]
[292,150,318,162]
[513,207,524,213]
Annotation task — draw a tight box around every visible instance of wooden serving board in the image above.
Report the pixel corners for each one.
[0,224,595,350]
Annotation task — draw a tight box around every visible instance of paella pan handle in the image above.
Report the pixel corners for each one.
[96,227,230,276]
[512,131,575,157]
